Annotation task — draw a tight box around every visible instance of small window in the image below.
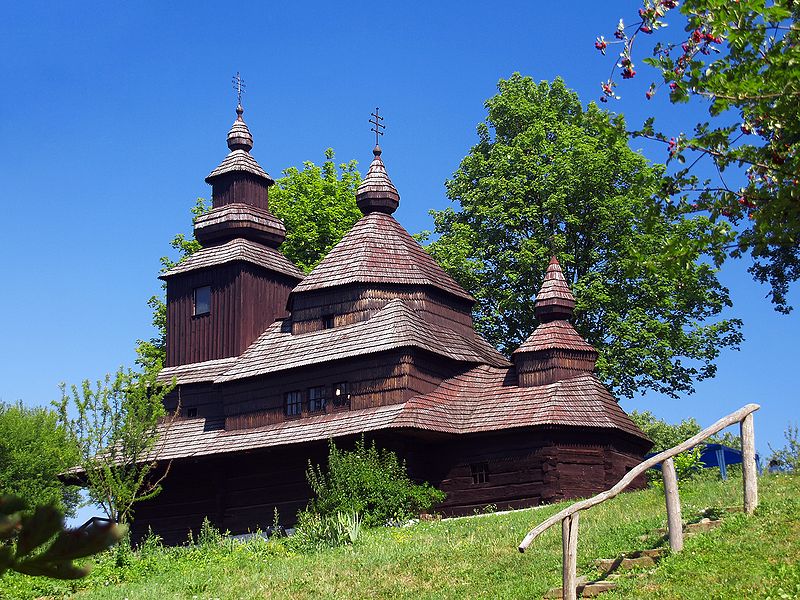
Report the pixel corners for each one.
[332,382,349,407]
[194,286,211,316]
[187,407,198,418]
[471,463,489,485]
[285,391,302,417]
[308,386,327,412]
[322,314,334,329]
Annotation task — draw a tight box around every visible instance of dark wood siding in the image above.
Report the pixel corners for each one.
[210,172,270,210]
[165,264,295,367]
[130,428,647,545]
[290,284,475,336]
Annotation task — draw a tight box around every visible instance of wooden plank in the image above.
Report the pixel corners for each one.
[519,403,760,552]
[662,457,683,552]
[562,512,579,600]
[741,413,758,514]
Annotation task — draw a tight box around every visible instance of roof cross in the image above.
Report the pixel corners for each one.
[232,72,246,107]
[369,107,385,146]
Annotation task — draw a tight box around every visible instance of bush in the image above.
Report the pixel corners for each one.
[304,437,445,528]
[769,423,800,472]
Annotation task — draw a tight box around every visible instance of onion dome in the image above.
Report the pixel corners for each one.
[534,256,577,322]
[226,105,254,151]
[356,146,400,215]
[513,257,597,387]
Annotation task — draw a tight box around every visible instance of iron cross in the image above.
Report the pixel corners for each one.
[232,72,246,106]
[369,107,385,146]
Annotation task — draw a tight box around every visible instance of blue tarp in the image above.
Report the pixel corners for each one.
[645,444,762,479]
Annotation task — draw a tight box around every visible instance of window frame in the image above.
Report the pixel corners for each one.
[332,382,350,408]
[470,462,489,485]
[193,285,212,316]
[285,390,303,417]
[187,407,198,418]
[307,385,327,413]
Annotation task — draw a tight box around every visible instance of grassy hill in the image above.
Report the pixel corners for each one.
[2,474,798,599]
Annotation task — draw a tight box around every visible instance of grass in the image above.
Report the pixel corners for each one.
[1,474,798,599]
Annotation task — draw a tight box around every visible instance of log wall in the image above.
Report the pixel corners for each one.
[165,264,295,367]
[289,284,475,336]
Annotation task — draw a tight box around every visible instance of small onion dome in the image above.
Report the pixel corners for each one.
[356,145,400,215]
[227,104,254,152]
[534,256,576,322]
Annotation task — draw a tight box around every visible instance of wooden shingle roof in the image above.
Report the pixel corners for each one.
[157,357,238,385]
[513,320,597,355]
[159,238,304,280]
[147,367,647,462]
[290,212,474,302]
[205,105,274,184]
[214,298,508,383]
[535,256,576,321]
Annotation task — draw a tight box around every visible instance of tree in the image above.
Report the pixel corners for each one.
[270,148,362,273]
[135,150,361,373]
[0,495,124,580]
[0,402,80,517]
[424,75,742,398]
[56,369,176,525]
[595,0,800,312]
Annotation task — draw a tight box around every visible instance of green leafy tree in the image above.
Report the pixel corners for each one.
[270,148,362,273]
[56,369,176,525]
[0,495,124,580]
[135,150,361,373]
[769,422,800,471]
[424,75,742,398]
[595,0,800,312]
[304,437,445,528]
[0,403,80,517]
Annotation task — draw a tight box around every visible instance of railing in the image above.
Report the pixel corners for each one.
[518,403,760,600]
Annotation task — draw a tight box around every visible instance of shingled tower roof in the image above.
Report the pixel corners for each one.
[291,146,473,303]
[356,146,400,215]
[513,257,598,386]
[193,104,287,249]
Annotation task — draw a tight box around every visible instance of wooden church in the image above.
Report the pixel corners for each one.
[134,101,651,543]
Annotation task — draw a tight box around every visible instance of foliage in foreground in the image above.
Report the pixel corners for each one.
[0,402,80,517]
[56,369,176,525]
[0,495,124,581]
[1,474,796,600]
[597,0,800,313]
[304,437,445,528]
[424,74,742,398]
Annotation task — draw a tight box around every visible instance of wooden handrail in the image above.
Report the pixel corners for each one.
[519,402,760,552]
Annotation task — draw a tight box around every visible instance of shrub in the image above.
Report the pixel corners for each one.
[304,437,445,528]
[769,423,800,472]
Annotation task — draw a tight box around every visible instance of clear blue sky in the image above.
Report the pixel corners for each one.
[1,0,796,491]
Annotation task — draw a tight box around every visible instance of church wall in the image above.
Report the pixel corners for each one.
[130,427,647,545]
[165,264,295,367]
[289,284,475,336]
[210,172,270,209]
[220,349,468,430]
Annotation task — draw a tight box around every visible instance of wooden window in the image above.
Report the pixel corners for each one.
[193,286,211,316]
[187,407,198,418]
[471,462,489,485]
[332,382,349,407]
[308,386,326,412]
[322,314,334,329]
[285,390,302,417]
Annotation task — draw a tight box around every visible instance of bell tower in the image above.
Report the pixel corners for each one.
[160,91,303,367]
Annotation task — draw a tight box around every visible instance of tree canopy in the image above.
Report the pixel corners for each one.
[0,402,80,517]
[596,0,800,312]
[424,75,742,398]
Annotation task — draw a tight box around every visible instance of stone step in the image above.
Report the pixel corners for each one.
[650,517,722,537]
[544,580,617,599]
[593,555,656,572]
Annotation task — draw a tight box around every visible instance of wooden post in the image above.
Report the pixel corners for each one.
[562,512,579,600]
[662,457,683,552]
[741,413,758,514]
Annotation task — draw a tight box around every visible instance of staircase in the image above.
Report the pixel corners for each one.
[518,404,761,600]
